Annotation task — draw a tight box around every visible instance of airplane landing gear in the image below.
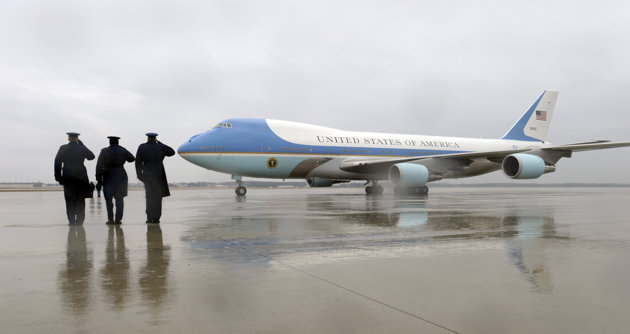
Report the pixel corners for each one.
[365,181,384,195]
[232,175,247,196]
[393,185,429,196]
[235,185,247,196]
[414,185,429,196]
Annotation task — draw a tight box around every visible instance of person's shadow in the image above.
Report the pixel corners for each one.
[100,225,129,310]
[58,226,93,315]
[139,224,171,310]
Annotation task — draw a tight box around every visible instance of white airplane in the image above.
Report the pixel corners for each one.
[178,91,630,196]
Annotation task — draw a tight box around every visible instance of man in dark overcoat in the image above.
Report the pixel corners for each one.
[54,132,95,225]
[96,136,135,224]
[135,133,175,224]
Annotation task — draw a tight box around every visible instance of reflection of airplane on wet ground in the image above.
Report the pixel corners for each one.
[178,91,630,195]
[184,194,556,292]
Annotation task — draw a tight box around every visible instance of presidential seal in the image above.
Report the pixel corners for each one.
[267,158,278,169]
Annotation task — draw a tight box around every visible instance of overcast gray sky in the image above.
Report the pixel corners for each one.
[1,0,630,184]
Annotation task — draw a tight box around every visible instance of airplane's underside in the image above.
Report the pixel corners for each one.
[181,153,505,195]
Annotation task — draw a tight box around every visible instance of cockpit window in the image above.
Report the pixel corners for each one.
[213,122,232,129]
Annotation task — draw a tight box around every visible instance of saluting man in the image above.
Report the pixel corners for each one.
[135,133,175,224]
[96,136,135,224]
[54,132,95,225]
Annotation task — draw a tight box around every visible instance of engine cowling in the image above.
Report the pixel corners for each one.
[502,153,555,179]
[388,163,429,187]
[306,178,347,187]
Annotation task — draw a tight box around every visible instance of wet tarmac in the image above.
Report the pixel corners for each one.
[1,187,630,333]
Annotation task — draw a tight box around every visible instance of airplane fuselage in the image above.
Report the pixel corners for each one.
[177,91,630,196]
[178,118,546,181]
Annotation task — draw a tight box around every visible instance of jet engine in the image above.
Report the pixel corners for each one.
[502,153,556,179]
[306,178,348,187]
[388,163,430,187]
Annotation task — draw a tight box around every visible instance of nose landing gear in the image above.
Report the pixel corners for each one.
[232,175,247,196]
[235,185,247,196]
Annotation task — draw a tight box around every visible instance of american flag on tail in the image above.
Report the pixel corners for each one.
[536,110,547,121]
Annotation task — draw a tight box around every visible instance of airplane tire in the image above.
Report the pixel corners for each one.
[411,186,429,195]
[374,185,384,194]
[393,185,428,196]
[365,186,373,194]
[419,185,429,195]
[235,186,247,196]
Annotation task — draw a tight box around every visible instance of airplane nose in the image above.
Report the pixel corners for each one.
[178,136,198,155]
[177,142,187,154]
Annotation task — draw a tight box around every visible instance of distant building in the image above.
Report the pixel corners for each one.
[0,183,36,189]
[0,183,60,190]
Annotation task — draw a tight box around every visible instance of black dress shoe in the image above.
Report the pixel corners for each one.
[106,220,115,225]
[114,220,122,225]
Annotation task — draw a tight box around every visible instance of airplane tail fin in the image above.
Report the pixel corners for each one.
[502,90,558,142]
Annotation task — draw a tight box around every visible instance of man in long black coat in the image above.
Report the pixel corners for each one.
[54,132,95,225]
[135,133,175,224]
[96,136,135,224]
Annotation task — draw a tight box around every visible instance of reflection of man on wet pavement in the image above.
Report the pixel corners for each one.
[139,225,170,307]
[135,133,175,224]
[101,225,129,309]
[58,226,93,314]
[54,132,95,225]
[96,136,135,225]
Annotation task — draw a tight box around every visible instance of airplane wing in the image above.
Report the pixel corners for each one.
[338,149,531,174]
[542,140,630,152]
[339,140,630,174]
